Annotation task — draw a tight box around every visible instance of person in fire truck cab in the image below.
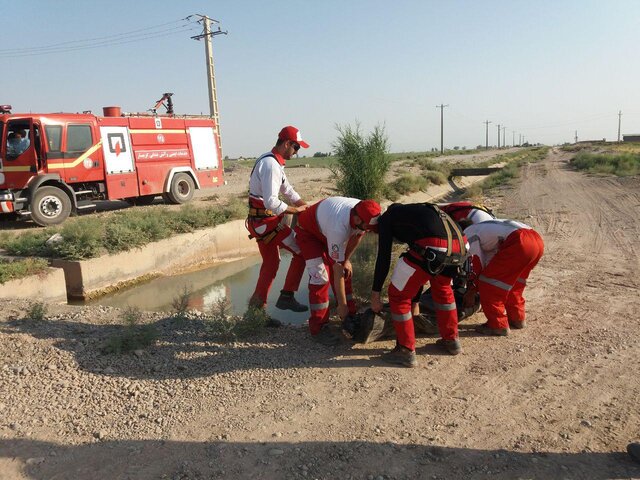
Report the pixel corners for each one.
[7,129,30,157]
[295,198,381,346]
[459,218,544,336]
[246,126,310,324]
[370,202,469,367]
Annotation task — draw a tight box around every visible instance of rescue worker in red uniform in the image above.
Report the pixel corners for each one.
[462,219,544,335]
[247,126,310,319]
[295,197,381,345]
[370,203,468,367]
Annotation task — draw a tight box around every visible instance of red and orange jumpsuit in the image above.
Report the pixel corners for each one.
[295,197,361,335]
[372,203,467,351]
[246,151,306,307]
[464,219,544,329]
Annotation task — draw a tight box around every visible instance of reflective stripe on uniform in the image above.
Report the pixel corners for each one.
[434,301,456,311]
[391,311,413,322]
[310,301,330,311]
[479,274,512,291]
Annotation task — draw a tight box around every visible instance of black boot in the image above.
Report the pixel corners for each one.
[275,290,308,312]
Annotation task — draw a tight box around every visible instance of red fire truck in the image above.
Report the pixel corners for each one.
[0,103,224,226]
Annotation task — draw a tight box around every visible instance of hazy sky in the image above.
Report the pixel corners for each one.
[2,0,638,157]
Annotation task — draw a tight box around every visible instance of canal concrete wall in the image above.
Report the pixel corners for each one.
[50,219,258,300]
[0,267,67,302]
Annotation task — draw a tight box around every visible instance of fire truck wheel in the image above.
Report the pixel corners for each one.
[166,173,195,204]
[30,186,72,226]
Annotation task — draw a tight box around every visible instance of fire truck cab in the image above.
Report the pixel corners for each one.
[0,106,223,226]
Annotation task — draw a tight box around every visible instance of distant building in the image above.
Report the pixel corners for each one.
[622,134,640,142]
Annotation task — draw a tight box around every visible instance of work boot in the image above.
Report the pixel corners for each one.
[275,291,309,312]
[413,313,439,335]
[509,319,526,329]
[475,322,509,336]
[312,324,341,346]
[435,338,462,355]
[381,344,418,368]
[628,443,640,464]
[265,317,283,328]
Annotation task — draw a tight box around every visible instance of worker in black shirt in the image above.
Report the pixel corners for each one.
[371,203,468,366]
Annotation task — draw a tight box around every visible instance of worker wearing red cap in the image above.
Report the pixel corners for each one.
[295,197,381,345]
[462,219,544,335]
[371,203,469,367]
[247,126,311,320]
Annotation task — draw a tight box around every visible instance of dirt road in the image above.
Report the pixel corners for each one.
[1,148,639,479]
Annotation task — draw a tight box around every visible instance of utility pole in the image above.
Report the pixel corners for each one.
[497,124,501,148]
[484,120,492,150]
[618,110,622,142]
[191,14,227,157]
[512,130,515,146]
[519,133,522,146]
[502,126,507,147]
[436,104,449,154]
[575,130,578,144]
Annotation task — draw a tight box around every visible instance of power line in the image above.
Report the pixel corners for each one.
[0,18,200,58]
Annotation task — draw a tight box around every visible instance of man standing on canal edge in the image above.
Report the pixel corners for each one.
[246,126,310,322]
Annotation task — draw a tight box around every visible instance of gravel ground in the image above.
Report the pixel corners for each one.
[1,148,639,479]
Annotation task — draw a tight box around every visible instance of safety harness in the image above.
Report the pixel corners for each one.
[246,153,284,244]
[407,203,468,275]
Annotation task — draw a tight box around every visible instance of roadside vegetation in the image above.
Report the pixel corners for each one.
[0,200,246,261]
[171,288,269,341]
[560,142,640,176]
[571,151,640,176]
[461,146,550,199]
[0,257,49,284]
[332,122,391,200]
[102,307,158,354]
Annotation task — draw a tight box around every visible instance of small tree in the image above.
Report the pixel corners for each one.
[332,122,390,200]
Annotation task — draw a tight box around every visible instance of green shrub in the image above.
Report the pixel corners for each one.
[424,170,447,185]
[0,258,49,284]
[390,174,430,196]
[171,286,192,320]
[203,299,267,340]
[234,305,269,338]
[571,152,640,176]
[332,122,390,200]
[1,230,52,257]
[25,301,47,321]
[0,201,246,261]
[102,307,157,354]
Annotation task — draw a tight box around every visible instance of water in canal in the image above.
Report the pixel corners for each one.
[86,235,378,325]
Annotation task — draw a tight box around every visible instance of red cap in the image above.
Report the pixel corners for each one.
[354,200,381,230]
[278,126,309,148]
